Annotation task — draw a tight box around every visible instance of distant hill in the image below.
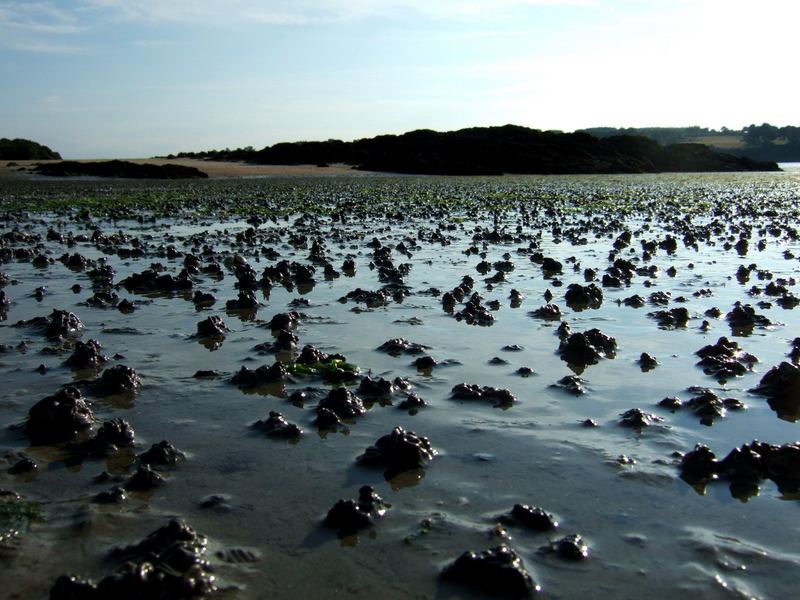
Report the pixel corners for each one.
[580,124,800,163]
[0,138,61,160]
[168,125,778,175]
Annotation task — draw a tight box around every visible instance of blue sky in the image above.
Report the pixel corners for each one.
[1,0,797,158]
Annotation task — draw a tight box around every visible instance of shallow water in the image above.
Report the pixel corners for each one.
[1,172,800,598]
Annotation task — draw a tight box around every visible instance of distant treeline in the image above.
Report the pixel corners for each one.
[580,124,800,162]
[165,125,777,174]
[0,138,61,160]
[33,160,207,179]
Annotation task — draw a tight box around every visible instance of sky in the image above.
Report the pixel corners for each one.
[1,0,798,158]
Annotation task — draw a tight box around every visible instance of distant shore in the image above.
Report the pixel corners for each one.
[0,159,372,179]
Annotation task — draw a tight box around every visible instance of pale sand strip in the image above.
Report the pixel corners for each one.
[0,159,380,179]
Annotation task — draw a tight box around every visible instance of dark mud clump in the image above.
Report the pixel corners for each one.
[226,289,259,310]
[26,386,93,445]
[376,338,429,356]
[680,440,800,495]
[121,268,193,293]
[139,440,185,466]
[95,365,141,396]
[670,387,745,426]
[750,362,800,421]
[455,292,496,326]
[324,485,387,536]
[564,283,603,310]
[358,375,397,399]
[359,426,437,472]
[648,307,690,328]
[619,408,663,429]
[318,387,366,419]
[451,383,516,407]
[441,545,539,597]
[253,411,303,438]
[529,304,562,320]
[17,309,83,339]
[695,337,758,380]
[339,288,392,307]
[125,464,166,490]
[726,302,771,332]
[231,362,290,387]
[75,418,136,458]
[503,504,559,531]
[543,534,590,561]
[50,519,216,599]
[638,352,658,371]
[196,316,229,337]
[268,311,300,331]
[558,328,617,367]
[550,375,586,395]
[64,339,108,369]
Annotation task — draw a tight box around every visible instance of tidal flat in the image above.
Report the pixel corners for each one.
[1,172,800,599]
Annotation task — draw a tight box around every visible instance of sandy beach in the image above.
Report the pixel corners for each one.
[0,158,370,179]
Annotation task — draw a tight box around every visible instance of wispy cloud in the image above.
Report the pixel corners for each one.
[0,1,85,33]
[0,1,87,53]
[83,0,595,25]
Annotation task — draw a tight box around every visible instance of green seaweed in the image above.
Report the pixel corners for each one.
[0,492,43,544]
[288,359,360,380]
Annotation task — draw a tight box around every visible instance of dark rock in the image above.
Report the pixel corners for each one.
[695,336,757,380]
[226,289,259,310]
[377,338,429,356]
[358,376,396,398]
[551,375,585,395]
[95,365,141,395]
[268,311,300,330]
[619,408,663,428]
[622,294,646,308]
[451,384,516,407]
[750,361,800,420]
[314,407,343,429]
[50,575,100,600]
[125,464,165,490]
[139,440,185,466]
[318,387,366,419]
[94,486,127,504]
[9,457,37,474]
[231,362,289,387]
[679,444,717,483]
[64,339,108,369]
[196,315,228,337]
[26,386,93,444]
[398,393,427,411]
[529,304,562,320]
[545,534,589,561]
[441,545,538,597]
[564,283,603,310]
[359,426,436,472]
[658,396,682,411]
[726,302,771,329]
[648,307,690,328]
[339,287,392,307]
[324,485,387,536]
[558,328,617,366]
[638,352,658,371]
[253,411,303,438]
[507,504,558,531]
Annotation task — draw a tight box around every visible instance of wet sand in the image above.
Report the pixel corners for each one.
[1,172,800,598]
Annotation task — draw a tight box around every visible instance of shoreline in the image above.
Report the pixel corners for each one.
[0,158,375,179]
